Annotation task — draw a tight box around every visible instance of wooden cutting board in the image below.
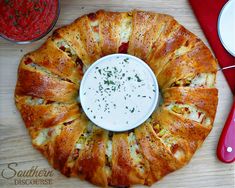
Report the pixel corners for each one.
[0,0,234,188]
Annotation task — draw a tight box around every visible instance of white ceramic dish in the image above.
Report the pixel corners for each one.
[79,54,159,132]
[218,0,235,57]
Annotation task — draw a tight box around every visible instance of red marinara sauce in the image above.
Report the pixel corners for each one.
[0,0,59,42]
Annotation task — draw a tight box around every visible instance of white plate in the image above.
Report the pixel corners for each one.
[218,0,235,57]
[79,54,159,132]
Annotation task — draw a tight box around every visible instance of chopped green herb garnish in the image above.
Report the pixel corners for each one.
[135,74,142,82]
[13,21,18,26]
[4,0,9,4]
[130,108,135,113]
[104,80,115,85]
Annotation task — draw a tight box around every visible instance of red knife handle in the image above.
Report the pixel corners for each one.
[217,100,235,163]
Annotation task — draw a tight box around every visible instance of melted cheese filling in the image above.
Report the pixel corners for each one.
[120,16,132,43]
[167,103,211,126]
[54,39,86,75]
[24,96,61,106]
[152,123,185,160]
[105,140,112,161]
[163,136,184,159]
[128,132,145,173]
[64,122,93,168]
[104,135,113,176]
[75,122,94,150]
[33,125,63,145]
[55,39,80,63]
[25,97,45,105]
[90,20,100,42]
[171,73,215,88]
[190,73,215,87]
[174,46,190,57]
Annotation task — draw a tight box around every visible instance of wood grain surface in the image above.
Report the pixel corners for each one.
[0,0,234,188]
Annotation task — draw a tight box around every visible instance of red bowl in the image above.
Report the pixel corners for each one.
[0,0,60,44]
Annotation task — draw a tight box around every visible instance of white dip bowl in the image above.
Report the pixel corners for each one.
[79,54,159,132]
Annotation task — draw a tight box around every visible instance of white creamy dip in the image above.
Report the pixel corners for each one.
[79,54,159,132]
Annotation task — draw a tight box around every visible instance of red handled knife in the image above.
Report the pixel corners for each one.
[217,99,235,163]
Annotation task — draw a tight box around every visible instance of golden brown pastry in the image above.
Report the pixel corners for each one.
[15,10,218,187]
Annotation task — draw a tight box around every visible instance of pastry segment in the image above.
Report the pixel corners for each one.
[23,38,82,84]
